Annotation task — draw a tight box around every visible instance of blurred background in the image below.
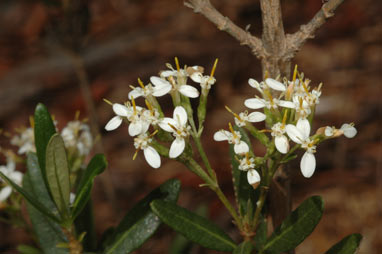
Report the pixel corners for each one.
[0,0,380,253]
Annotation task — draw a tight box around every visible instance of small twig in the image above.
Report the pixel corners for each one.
[285,0,345,59]
[184,0,265,59]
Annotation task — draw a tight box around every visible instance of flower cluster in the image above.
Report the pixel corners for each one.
[217,67,357,186]
[105,58,218,168]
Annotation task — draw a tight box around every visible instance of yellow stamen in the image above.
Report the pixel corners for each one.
[302,81,309,94]
[299,97,303,109]
[264,70,269,79]
[75,110,80,120]
[175,57,180,71]
[292,64,298,82]
[145,99,153,111]
[149,130,159,138]
[132,149,139,160]
[210,58,218,78]
[29,116,35,129]
[138,78,145,88]
[282,110,288,127]
[168,122,178,133]
[103,98,113,106]
[131,97,137,114]
[225,106,242,121]
[228,122,238,139]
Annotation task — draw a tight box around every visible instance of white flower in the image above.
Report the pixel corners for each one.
[271,122,289,154]
[10,127,35,154]
[232,111,266,127]
[190,72,216,90]
[237,154,261,186]
[62,120,93,156]
[128,78,172,99]
[159,106,191,158]
[247,169,261,186]
[134,133,161,168]
[340,123,357,138]
[244,97,295,110]
[286,119,316,178]
[105,103,130,131]
[213,124,249,155]
[0,156,23,203]
[151,76,199,98]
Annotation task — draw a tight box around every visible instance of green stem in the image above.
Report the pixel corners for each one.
[191,133,215,180]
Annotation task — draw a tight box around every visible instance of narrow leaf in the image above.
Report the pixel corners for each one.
[105,178,181,254]
[72,154,107,219]
[151,200,237,252]
[325,233,362,254]
[261,196,324,253]
[233,241,255,254]
[0,170,59,223]
[23,153,68,254]
[17,245,43,254]
[254,215,267,251]
[45,134,70,215]
[34,103,57,184]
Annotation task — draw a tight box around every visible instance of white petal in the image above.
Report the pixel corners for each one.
[141,121,150,134]
[144,146,161,168]
[247,169,261,185]
[234,141,249,154]
[265,78,286,91]
[0,186,12,202]
[128,88,143,99]
[340,124,357,138]
[105,116,122,131]
[248,78,260,89]
[10,171,23,186]
[173,106,188,126]
[325,127,334,137]
[286,124,304,144]
[190,72,203,83]
[275,135,289,154]
[244,98,266,109]
[296,118,311,139]
[169,138,185,158]
[247,112,266,122]
[113,103,129,117]
[300,152,316,178]
[128,122,142,136]
[278,100,295,109]
[152,84,171,97]
[179,85,199,98]
[213,130,230,141]
[150,76,169,86]
[159,118,177,132]
[160,70,177,77]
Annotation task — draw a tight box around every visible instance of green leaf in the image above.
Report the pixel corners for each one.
[260,196,324,254]
[254,215,267,251]
[45,134,71,216]
[150,200,237,252]
[231,125,258,215]
[23,153,68,254]
[233,241,255,254]
[74,199,97,252]
[0,158,60,223]
[105,178,181,254]
[71,154,107,219]
[17,245,43,254]
[34,103,57,184]
[325,233,362,254]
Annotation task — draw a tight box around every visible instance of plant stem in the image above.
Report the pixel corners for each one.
[191,133,216,180]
